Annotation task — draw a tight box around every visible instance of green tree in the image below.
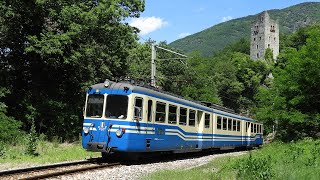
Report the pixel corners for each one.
[264,48,274,65]
[256,24,320,141]
[127,42,152,81]
[180,52,221,104]
[0,0,145,140]
[0,88,22,145]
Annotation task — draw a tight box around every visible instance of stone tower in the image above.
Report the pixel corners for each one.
[250,11,279,60]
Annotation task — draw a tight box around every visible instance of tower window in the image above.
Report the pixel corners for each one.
[257,53,259,58]
[256,45,258,49]
[270,25,275,32]
[259,37,261,40]
[254,38,256,41]
[270,26,276,32]
[268,44,270,48]
[274,37,276,41]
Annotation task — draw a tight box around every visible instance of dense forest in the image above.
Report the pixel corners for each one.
[1,0,320,156]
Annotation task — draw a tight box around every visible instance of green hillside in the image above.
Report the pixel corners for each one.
[169,2,320,56]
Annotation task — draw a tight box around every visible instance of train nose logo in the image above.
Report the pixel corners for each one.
[98,122,107,131]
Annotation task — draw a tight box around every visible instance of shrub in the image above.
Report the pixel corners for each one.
[25,120,38,156]
[237,153,274,180]
[0,88,23,145]
[0,142,7,158]
[52,136,61,148]
[37,133,48,154]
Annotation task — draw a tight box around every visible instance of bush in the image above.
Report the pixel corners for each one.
[0,88,23,145]
[37,133,48,154]
[0,142,7,158]
[25,120,38,156]
[52,136,61,148]
[237,153,274,180]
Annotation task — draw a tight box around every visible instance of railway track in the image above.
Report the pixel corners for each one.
[0,158,120,180]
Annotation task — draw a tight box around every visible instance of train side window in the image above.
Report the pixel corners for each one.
[255,124,257,133]
[232,119,236,131]
[179,107,187,125]
[237,121,240,132]
[251,123,254,133]
[259,125,261,133]
[155,101,166,123]
[168,105,177,124]
[227,118,232,131]
[134,97,143,121]
[189,110,196,126]
[205,113,210,128]
[246,122,248,132]
[217,116,222,129]
[147,100,153,122]
[223,117,227,130]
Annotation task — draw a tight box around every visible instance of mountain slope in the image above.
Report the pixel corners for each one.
[169,2,320,56]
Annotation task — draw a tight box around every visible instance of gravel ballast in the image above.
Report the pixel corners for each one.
[53,151,247,180]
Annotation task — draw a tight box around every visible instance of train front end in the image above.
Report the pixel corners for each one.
[81,81,132,154]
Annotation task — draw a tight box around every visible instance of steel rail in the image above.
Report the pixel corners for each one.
[20,162,120,180]
[0,158,101,177]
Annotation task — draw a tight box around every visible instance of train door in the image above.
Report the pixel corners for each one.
[197,110,204,149]
[153,101,167,151]
[145,99,154,150]
[133,96,144,134]
[241,121,246,146]
[246,122,252,146]
[212,114,216,148]
[146,99,154,134]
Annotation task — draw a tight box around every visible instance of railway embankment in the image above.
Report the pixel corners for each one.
[144,139,320,180]
[1,139,319,179]
[0,142,99,171]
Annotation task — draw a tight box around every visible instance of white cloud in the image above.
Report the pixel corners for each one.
[178,32,191,39]
[129,16,168,35]
[221,16,233,22]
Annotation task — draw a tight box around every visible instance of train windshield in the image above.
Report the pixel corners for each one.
[105,95,128,119]
[86,94,104,118]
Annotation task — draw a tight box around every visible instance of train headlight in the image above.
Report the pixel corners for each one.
[84,127,89,134]
[116,129,122,137]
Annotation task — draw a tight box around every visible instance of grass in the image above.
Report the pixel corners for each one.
[143,138,320,180]
[0,141,100,166]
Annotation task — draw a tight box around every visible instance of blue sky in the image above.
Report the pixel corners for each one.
[129,0,319,43]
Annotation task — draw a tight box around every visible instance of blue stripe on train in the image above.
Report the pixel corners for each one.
[83,119,261,138]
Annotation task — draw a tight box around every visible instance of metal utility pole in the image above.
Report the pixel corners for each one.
[150,44,187,87]
[151,44,156,87]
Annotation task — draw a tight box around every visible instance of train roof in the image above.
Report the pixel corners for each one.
[89,80,257,122]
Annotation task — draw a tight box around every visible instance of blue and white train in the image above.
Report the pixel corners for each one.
[81,80,263,158]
